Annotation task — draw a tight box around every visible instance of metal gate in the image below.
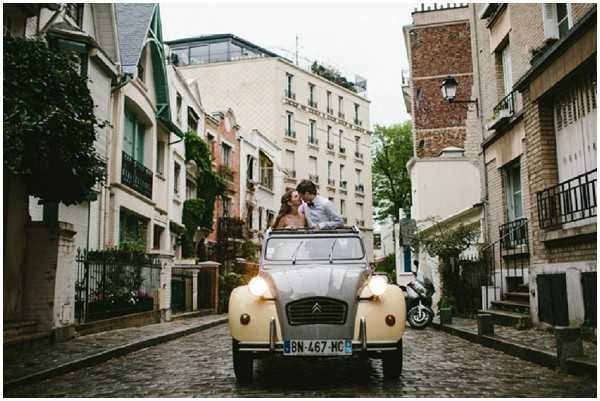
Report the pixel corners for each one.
[197,269,214,310]
[171,268,193,313]
[581,272,596,327]
[537,273,569,326]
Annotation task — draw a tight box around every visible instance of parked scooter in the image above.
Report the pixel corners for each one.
[401,263,435,329]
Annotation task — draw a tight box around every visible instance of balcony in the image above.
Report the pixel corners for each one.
[285,129,296,138]
[357,219,365,227]
[308,136,319,146]
[354,118,363,126]
[338,146,346,154]
[284,89,296,100]
[338,112,345,120]
[218,216,245,240]
[309,174,319,183]
[340,180,348,189]
[328,178,336,186]
[355,183,364,193]
[121,151,153,199]
[327,143,335,151]
[354,151,364,160]
[499,218,529,251]
[308,99,318,108]
[487,91,516,130]
[284,168,296,178]
[537,169,597,230]
[327,107,334,115]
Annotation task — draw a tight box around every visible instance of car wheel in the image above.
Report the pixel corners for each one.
[407,306,431,329]
[232,339,253,384]
[382,339,402,380]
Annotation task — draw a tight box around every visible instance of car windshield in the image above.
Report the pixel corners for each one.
[265,237,365,262]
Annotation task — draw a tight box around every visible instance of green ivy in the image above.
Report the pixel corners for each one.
[3,37,107,204]
[182,198,205,258]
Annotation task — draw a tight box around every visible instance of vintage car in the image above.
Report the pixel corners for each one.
[228,226,406,383]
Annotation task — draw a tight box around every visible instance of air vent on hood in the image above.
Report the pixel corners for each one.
[286,297,348,325]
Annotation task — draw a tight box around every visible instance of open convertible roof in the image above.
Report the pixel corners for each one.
[267,226,361,235]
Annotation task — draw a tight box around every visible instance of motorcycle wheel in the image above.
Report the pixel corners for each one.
[407,306,432,329]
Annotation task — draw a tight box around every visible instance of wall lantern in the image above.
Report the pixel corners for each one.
[440,75,479,116]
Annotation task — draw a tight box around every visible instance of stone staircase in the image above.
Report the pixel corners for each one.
[480,282,532,330]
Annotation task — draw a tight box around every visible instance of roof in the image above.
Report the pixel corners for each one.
[165,33,280,58]
[115,3,156,74]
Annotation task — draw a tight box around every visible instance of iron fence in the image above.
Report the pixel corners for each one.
[537,169,597,229]
[75,249,162,323]
[492,90,516,119]
[121,151,153,199]
[499,218,528,249]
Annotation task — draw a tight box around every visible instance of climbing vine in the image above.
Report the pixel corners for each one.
[3,37,107,204]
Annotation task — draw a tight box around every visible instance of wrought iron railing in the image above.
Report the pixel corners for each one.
[338,112,345,120]
[75,249,162,322]
[354,118,363,126]
[355,183,365,193]
[284,89,296,100]
[492,90,516,120]
[218,217,245,239]
[309,174,319,183]
[285,129,296,138]
[328,178,335,186]
[327,142,335,150]
[338,146,346,154]
[340,180,348,189]
[284,168,296,178]
[355,151,364,159]
[499,218,528,249]
[308,99,318,108]
[308,136,319,145]
[121,151,153,199]
[327,107,334,115]
[537,169,597,229]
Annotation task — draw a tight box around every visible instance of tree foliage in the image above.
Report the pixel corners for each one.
[411,220,480,258]
[372,121,413,223]
[3,37,107,204]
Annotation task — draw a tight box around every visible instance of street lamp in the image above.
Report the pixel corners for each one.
[440,75,479,116]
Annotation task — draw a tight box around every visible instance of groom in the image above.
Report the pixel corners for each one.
[296,179,344,230]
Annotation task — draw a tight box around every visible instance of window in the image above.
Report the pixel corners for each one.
[172,48,189,66]
[119,208,147,247]
[328,161,333,179]
[285,150,295,176]
[266,210,275,228]
[258,207,263,230]
[123,108,145,164]
[286,112,294,136]
[340,164,345,182]
[340,199,346,215]
[187,107,199,133]
[190,45,209,64]
[543,3,572,40]
[186,178,196,200]
[259,151,273,190]
[156,141,165,175]
[222,143,232,167]
[222,196,231,217]
[309,120,317,144]
[505,160,523,221]
[356,169,362,184]
[500,44,512,95]
[209,41,228,63]
[153,225,164,250]
[247,155,255,181]
[338,96,344,118]
[326,91,332,113]
[309,156,318,176]
[286,73,294,97]
[354,103,359,120]
[174,162,181,195]
[246,205,254,229]
[327,126,332,145]
[176,93,182,124]
[65,3,84,26]
[308,83,316,107]
[355,136,360,152]
[339,130,345,152]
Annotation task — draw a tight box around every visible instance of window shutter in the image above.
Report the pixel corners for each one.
[542,3,559,39]
[135,122,145,164]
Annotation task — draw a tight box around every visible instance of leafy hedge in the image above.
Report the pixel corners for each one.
[4,37,106,204]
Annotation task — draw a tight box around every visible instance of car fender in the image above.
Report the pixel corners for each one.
[353,284,406,342]
[229,285,282,342]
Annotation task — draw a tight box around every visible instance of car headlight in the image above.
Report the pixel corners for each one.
[368,275,388,296]
[248,276,268,297]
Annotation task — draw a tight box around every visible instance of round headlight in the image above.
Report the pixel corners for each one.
[248,276,268,297]
[368,275,388,296]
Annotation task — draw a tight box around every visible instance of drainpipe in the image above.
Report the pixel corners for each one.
[472,4,490,245]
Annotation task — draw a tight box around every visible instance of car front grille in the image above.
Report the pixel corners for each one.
[286,297,348,325]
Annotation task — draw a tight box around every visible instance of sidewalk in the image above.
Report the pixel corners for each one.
[432,316,596,376]
[3,314,228,391]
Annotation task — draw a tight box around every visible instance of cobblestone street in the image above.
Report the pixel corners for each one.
[6,324,596,397]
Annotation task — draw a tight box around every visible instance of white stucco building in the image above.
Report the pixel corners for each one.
[166,34,375,260]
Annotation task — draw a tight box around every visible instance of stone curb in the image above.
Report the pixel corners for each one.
[431,320,596,377]
[4,316,228,391]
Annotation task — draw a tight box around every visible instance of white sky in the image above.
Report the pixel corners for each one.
[160,0,416,127]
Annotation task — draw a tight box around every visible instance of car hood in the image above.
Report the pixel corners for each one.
[263,264,369,340]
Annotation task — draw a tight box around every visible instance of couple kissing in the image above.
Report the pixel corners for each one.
[272,179,344,230]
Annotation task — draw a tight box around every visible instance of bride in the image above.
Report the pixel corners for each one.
[272,190,307,229]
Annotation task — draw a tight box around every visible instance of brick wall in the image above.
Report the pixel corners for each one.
[415,128,466,158]
[571,3,596,25]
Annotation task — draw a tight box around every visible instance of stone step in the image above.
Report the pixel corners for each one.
[3,330,53,349]
[479,309,532,330]
[3,320,39,338]
[503,291,529,303]
[491,300,530,314]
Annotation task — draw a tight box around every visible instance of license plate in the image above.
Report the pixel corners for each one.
[283,339,352,356]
